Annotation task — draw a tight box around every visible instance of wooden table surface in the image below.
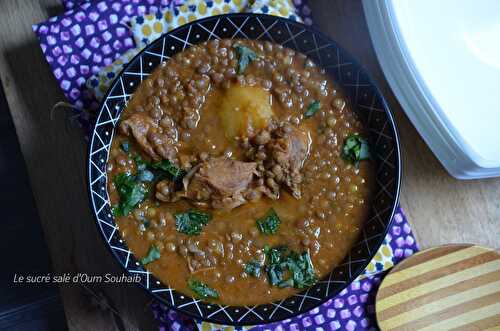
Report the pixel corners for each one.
[0,0,498,330]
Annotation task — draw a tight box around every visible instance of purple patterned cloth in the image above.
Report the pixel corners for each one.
[32,0,175,130]
[152,207,419,331]
[62,0,89,10]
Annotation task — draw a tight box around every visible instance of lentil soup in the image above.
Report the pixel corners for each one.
[107,39,375,305]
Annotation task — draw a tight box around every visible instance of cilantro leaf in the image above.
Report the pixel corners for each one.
[133,154,149,171]
[140,245,161,265]
[263,246,317,289]
[151,159,186,180]
[278,278,294,288]
[341,134,371,168]
[188,279,219,299]
[175,210,212,236]
[244,259,262,278]
[234,44,257,74]
[284,251,317,289]
[120,140,130,153]
[137,169,154,182]
[264,246,288,286]
[256,208,281,235]
[267,263,284,286]
[113,173,147,216]
[264,245,288,264]
[304,100,321,118]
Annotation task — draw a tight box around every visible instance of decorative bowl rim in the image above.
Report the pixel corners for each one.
[87,13,402,326]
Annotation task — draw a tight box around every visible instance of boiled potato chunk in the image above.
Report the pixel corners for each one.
[218,85,273,139]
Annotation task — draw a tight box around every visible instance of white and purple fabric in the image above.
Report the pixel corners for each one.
[33,0,179,131]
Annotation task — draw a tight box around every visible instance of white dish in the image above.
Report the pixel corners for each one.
[363,0,500,179]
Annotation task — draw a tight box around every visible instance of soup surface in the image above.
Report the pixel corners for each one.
[107,39,374,305]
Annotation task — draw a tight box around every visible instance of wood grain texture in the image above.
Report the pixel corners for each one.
[310,0,500,250]
[0,0,498,330]
[376,244,500,330]
[0,1,156,330]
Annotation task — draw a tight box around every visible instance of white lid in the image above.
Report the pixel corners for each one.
[363,0,500,178]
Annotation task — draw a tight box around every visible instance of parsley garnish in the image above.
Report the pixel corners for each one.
[282,251,317,289]
[256,208,281,235]
[133,154,149,171]
[265,245,288,264]
[264,246,287,286]
[151,159,186,180]
[120,140,130,153]
[263,246,317,289]
[244,259,262,278]
[112,154,186,216]
[188,279,219,299]
[140,245,161,265]
[175,210,212,236]
[341,134,371,168]
[234,44,257,74]
[267,264,284,286]
[137,169,154,182]
[304,100,321,118]
[113,173,147,216]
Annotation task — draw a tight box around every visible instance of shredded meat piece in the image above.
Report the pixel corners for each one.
[245,124,310,199]
[119,113,178,161]
[183,157,258,210]
[269,125,310,198]
[272,126,309,173]
[150,121,309,209]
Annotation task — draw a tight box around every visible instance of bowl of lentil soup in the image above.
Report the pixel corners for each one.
[88,14,401,325]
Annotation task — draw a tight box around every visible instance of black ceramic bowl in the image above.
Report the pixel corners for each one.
[88,13,401,326]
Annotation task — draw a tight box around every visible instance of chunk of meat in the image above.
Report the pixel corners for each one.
[183,157,258,210]
[269,126,310,199]
[119,113,178,161]
[195,157,257,195]
[271,126,310,174]
[247,125,310,199]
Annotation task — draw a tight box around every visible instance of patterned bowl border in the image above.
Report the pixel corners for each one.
[87,14,401,326]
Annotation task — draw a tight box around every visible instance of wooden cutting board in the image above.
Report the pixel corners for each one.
[376,244,500,331]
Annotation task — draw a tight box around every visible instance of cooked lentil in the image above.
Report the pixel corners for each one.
[107,39,374,305]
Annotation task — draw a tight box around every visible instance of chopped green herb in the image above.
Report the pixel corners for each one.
[120,140,130,153]
[140,245,161,265]
[188,278,219,299]
[152,159,186,180]
[267,263,284,286]
[263,246,317,289]
[283,251,317,289]
[304,100,321,118]
[278,278,294,288]
[341,134,371,168]
[137,169,154,182]
[256,208,281,235]
[175,210,212,236]
[133,154,149,171]
[264,246,287,286]
[113,173,147,216]
[265,245,288,264]
[234,44,257,74]
[244,259,262,278]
